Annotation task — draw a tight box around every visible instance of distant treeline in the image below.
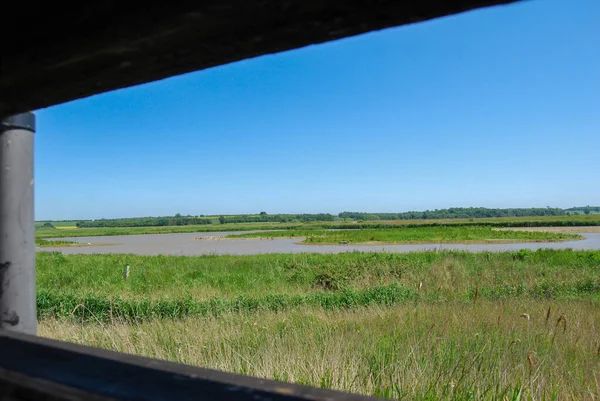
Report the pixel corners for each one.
[565,206,600,215]
[218,213,335,225]
[76,213,336,228]
[67,207,600,228]
[76,215,213,228]
[339,207,600,221]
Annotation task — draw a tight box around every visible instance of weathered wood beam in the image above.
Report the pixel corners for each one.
[0,1,519,118]
[0,330,378,401]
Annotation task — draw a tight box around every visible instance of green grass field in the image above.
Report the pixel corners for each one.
[228,226,582,244]
[37,250,600,319]
[38,250,600,399]
[33,215,600,399]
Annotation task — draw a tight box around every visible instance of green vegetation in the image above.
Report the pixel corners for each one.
[38,206,600,230]
[74,213,337,228]
[340,207,567,220]
[215,213,337,224]
[38,250,600,321]
[565,206,600,215]
[35,238,79,247]
[340,206,600,220]
[35,214,600,240]
[363,213,600,227]
[38,250,600,399]
[76,215,213,228]
[35,220,79,228]
[228,226,581,244]
[39,282,418,321]
[34,222,301,239]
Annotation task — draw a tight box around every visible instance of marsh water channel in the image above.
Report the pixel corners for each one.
[39,230,600,256]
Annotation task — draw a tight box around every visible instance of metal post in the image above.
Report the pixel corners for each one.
[0,112,36,334]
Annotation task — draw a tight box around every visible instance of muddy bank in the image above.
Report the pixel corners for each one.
[38,231,600,256]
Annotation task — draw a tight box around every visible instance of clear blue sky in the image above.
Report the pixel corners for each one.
[36,0,599,220]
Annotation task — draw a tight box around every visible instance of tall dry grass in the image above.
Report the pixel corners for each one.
[40,300,600,400]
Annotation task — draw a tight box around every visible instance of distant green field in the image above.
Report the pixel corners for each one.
[228,226,582,244]
[34,222,300,239]
[34,214,600,239]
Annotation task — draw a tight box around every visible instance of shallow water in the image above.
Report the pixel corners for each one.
[39,231,600,256]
